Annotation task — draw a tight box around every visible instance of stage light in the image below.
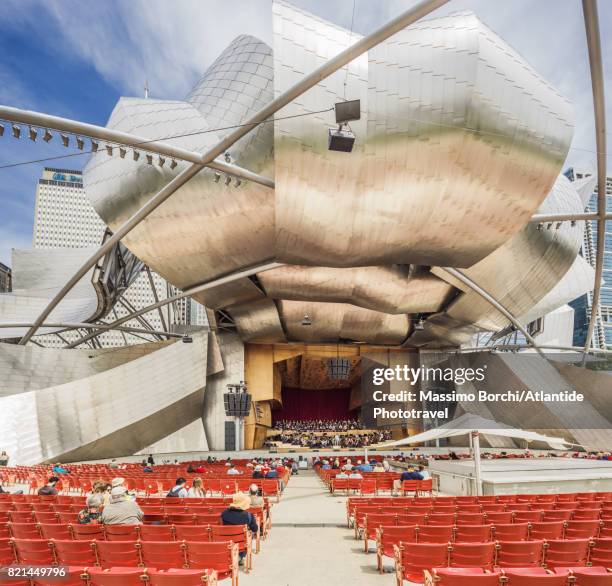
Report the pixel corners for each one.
[158,156,165,167]
[224,175,232,186]
[76,137,84,150]
[105,144,113,156]
[61,133,69,147]
[328,126,355,152]
[214,172,221,183]
[327,357,351,380]
[182,335,193,343]
[414,318,425,331]
[43,129,53,142]
[0,124,4,137]
[146,154,153,165]
[11,124,21,139]
[91,139,99,152]
[28,127,38,141]
[301,314,312,326]
[119,147,127,159]
[133,150,140,161]
[170,159,177,169]
[328,99,360,153]
[555,222,562,230]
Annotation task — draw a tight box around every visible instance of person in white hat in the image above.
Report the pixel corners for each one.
[100,486,144,525]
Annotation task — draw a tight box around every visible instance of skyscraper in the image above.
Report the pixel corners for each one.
[566,168,610,349]
[0,262,11,293]
[32,167,206,347]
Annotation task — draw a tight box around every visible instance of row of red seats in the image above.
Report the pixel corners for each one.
[423,566,612,585]
[392,539,612,584]
[5,538,243,584]
[330,477,434,496]
[0,566,218,586]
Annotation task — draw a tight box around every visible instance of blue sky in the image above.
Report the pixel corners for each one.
[0,0,610,266]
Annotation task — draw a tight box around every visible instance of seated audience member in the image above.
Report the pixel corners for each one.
[291,461,298,475]
[186,463,195,473]
[264,467,278,479]
[109,459,119,469]
[188,477,206,498]
[348,470,363,479]
[357,460,373,473]
[221,493,258,564]
[147,454,155,466]
[248,484,264,507]
[167,477,188,498]
[401,466,424,481]
[227,464,241,475]
[52,463,69,475]
[382,459,391,472]
[0,483,22,495]
[372,462,385,472]
[335,470,349,479]
[321,460,331,470]
[100,486,144,525]
[342,459,353,472]
[87,481,110,508]
[141,460,154,473]
[418,465,430,480]
[252,465,264,479]
[78,502,102,524]
[38,476,60,496]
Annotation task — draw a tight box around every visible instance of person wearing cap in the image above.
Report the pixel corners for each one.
[248,484,264,507]
[100,487,144,525]
[111,477,136,500]
[221,493,258,564]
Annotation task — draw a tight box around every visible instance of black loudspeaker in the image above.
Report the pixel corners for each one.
[223,392,252,417]
[224,421,236,451]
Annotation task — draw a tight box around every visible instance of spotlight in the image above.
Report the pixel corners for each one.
[11,124,21,139]
[105,144,113,156]
[28,127,38,141]
[43,129,53,142]
[224,151,231,163]
[60,133,69,147]
[414,318,425,331]
[213,172,221,183]
[76,136,84,150]
[328,126,355,152]
[301,314,312,326]
[133,150,140,161]
[146,154,153,165]
[158,156,165,167]
[182,335,193,344]
[91,139,99,152]
[224,175,231,186]
[170,159,177,170]
[555,222,562,230]
[546,223,553,230]
[119,147,127,159]
[0,124,4,137]
[235,178,242,187]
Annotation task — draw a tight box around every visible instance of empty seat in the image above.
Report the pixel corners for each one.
[139,524,175,541]
[502,568,566,585]
[53,539,97,565]
[72,524,105,540]
[147,569,217,586]
[514,511,544,524]
[542,511,572,523]
[376,526,417,572]
[425,568,500,585]
[496,540,544,568]
[13,538,54,565]
[185,541,238,584]
[454,525,492,543]
[456,513,486,525]
[589,537,612,567]
[139,541,187,570]
[88,567,148,586]
[569,567,612,586]
[416,525,453,543]
[485,512,513,524]
[175,526,210,541]
[493,523,529,541]
[364,514,396,552]
[543,538,589,569]
[428,514,455,526]
[9,522,41,539]
[529,522,564,540]
[38,523,72,540]
[94,540,141,568]
[395,541,449,584]
[449,542,495,570]
[209,526,251,570]
[565,520,600,539]
[0,537,16,564]
[572,509,601,521]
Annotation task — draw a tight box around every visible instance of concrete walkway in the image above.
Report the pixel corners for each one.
[240,470,401,586]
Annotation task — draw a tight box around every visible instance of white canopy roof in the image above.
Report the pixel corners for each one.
[379,413,573,451]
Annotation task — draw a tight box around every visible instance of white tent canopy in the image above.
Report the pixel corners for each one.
[379,413,572,451]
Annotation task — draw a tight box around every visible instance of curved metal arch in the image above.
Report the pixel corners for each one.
[0,322,185,340]
[16,0,448,346]
[581,0,607,354]
[0,106,274,189]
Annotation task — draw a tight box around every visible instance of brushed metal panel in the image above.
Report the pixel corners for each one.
[258,265,453,313]
[279,300,409,344]
[229,298,286,342]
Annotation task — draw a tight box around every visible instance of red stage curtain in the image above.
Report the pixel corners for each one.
[273,387,355,422]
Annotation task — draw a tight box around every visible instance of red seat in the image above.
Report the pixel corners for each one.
[481,505,506,513]
[167,514,196,526]
[31,566,87,586]
[589,537,612,567]
[572,509,601,520]
[395,541,449,583]
[529,522,564,540]
[514,511,544,523]
[496,540,544,568]
[53,539,97,565]
[139,525,175,541]
[88,567,148,586]
[564,520,600,539]
[416,524,453,543]
[449,542,495,570]
[9,511,35,523]
[493,524,529,541]
[364,514,396,552]
[104,525,140,541]
[568,567,612,585]
[39,523,72,540]
[485,512,513,524]
[543,538,589,569]
[454,525,492,543]
[194,514,221,525]
[456,513,486,525]
[401,480,419,496]
[0,537,16,564]
[13,538,55,564]
[396,513,428,526]
[94,540,141,568]
[458,505,483,514]
[184,541,237,585]
[9,522,41,539]
[139,541,187,570]
[542,511,572,523]
[376,526,417,572]
[174,525,211,541]
[502,568,566,585]
[147,569,217,586]
[72,524,105,540]
[425,568,500,585]
[209,526,251,570]
[34,512,59,524]
[428,513,455,526]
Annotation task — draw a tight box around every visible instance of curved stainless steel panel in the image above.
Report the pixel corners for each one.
[258,264,453,313]
[278,300,410,344]
[230,298,286,342]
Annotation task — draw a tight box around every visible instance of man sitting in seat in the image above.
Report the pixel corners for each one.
[393,466,423,495]
[38,476,60,496]
[221,493,259,566]
[100,486,144,525]
[167,477,189,497]
[227,464,241,476]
